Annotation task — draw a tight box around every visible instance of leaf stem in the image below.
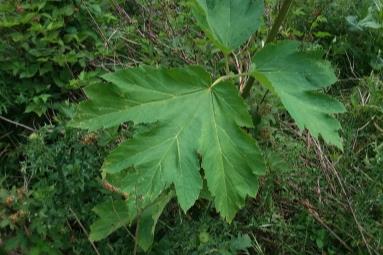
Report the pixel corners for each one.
[133,212,141,255]
[224,53,230,74]
[210,73,252,89]
[255,90,270,113]
[241,0,294,98]
[133,187,141,255]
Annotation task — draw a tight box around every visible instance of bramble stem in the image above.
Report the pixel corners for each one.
[0,115,36,132]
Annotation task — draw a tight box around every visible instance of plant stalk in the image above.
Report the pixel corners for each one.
[224,53,230,74]
[210,73,252,88]
[133,212,141,255]
[265,0,294,44]
[241,0,294,98]
[0,115,36,132]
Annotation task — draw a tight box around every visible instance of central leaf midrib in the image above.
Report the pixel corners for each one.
[131,84,207,99]
[142,92,207,197]
[209,92,231,215]
[130,87,207,106]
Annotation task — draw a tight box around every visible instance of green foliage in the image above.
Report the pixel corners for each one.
[0,127,115,254]
[287,0,383,76]
[71,66,266,223]
[0,0,117,117]
[2,0,382,254]
[150,214,255,254]
[136,191,174,250]
[346,6,382,31]
[90,191,173,251]
[89,198,133,242]
[190,0,264,52]
[70,0,344,251]
[251,41,345,148]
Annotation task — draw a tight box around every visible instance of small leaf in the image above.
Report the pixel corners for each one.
[229,234,252,251]
[190,0,264,53]
[251,41,345,149]
[89,198,133,241]
[89,191,173,251]
[346,7,382,31]
[137,191,174,251]
[198,231,210,243]
[25,94,51,117]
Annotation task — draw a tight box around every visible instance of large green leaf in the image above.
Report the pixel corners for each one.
[71,66,265,221]
[191,0,264,53]
[251,41,346,149]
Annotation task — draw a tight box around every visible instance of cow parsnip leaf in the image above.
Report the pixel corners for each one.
[190,0,264,53]
[251,41,346,149]
[71,66,265,221]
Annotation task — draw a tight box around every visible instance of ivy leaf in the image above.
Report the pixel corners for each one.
[190,0,264,53]
[251,41,346,149]
[71,66,265,221]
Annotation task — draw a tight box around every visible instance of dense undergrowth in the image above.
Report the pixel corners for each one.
[1,0,382,254]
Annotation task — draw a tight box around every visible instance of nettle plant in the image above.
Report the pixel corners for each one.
[70,0,345,251]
